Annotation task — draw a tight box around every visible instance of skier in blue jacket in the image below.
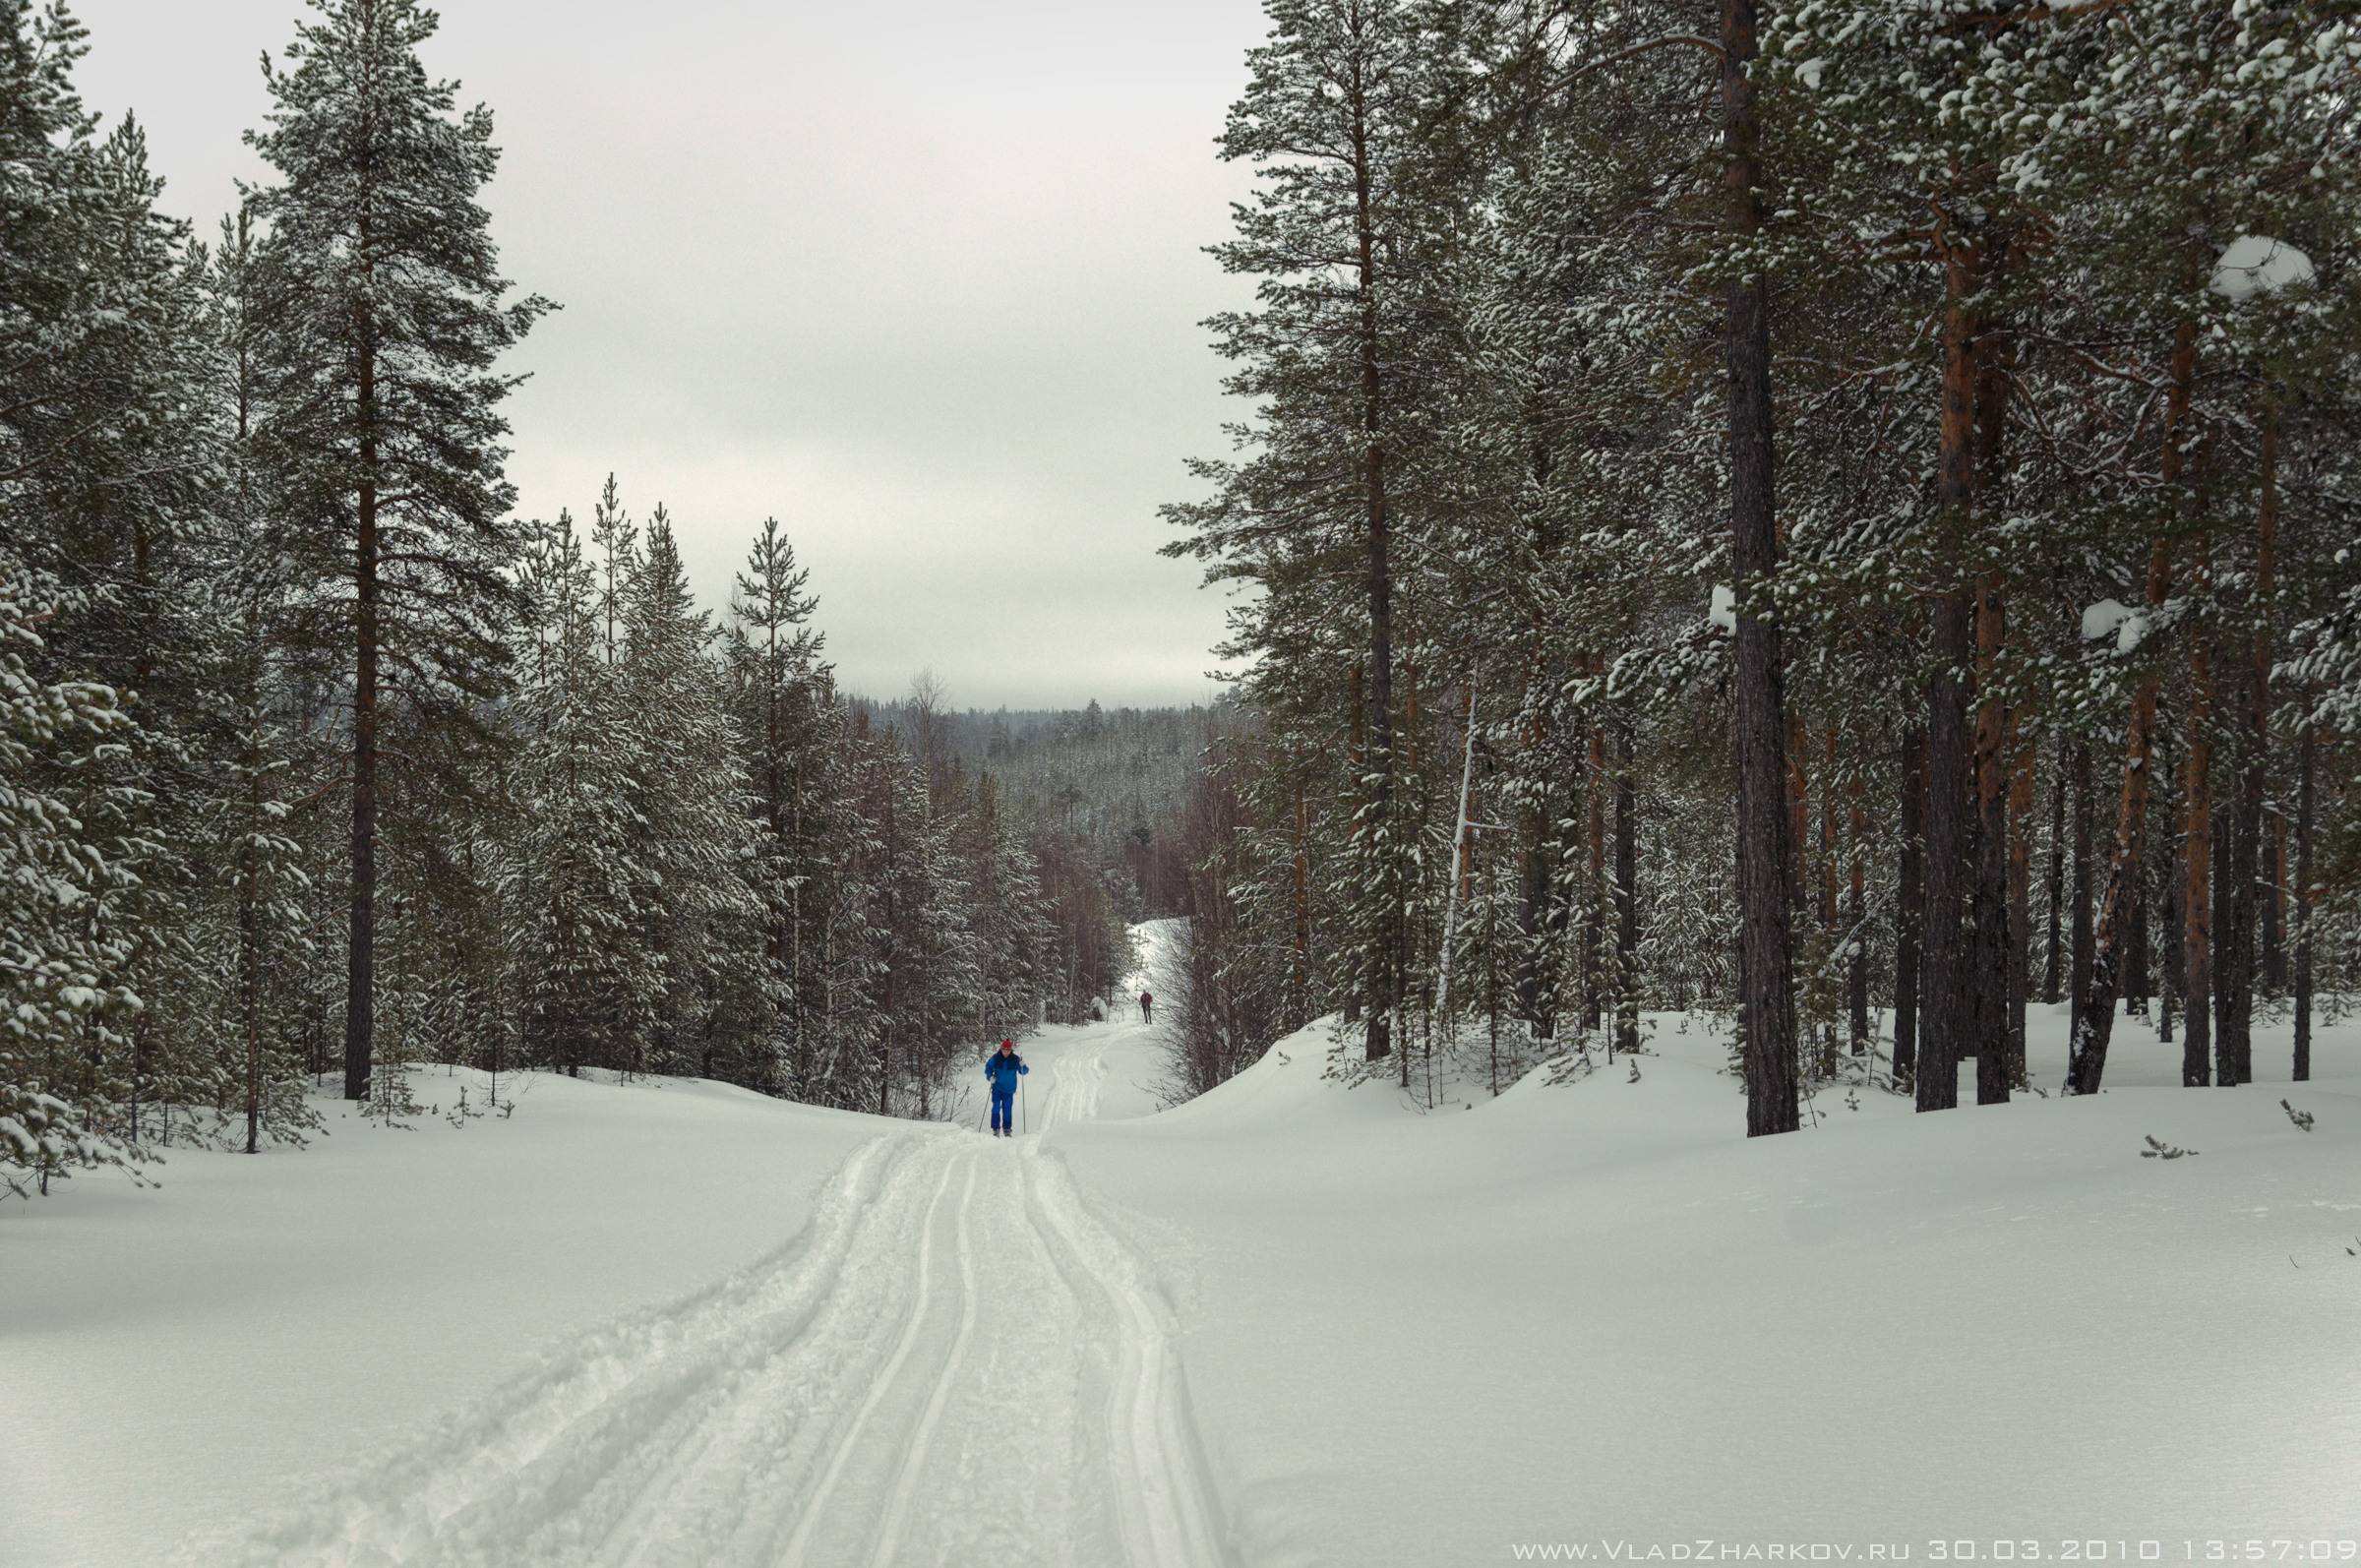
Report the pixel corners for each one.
[984,1039,1027,1136]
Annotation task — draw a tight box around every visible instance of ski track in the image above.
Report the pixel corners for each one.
[196,1032,1225,1568]
[1039,1035,1110,1131]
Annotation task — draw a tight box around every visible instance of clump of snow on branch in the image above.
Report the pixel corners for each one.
[2209,235,2316,301]
[2081,598,2132,643]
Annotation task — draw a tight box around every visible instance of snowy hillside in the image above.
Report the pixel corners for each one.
[1060,1007,2361,1564]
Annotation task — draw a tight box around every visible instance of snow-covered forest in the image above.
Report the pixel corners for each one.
[0,0,1193,1194]
[1159,0,2361,1125]
[7,0,2361,1561]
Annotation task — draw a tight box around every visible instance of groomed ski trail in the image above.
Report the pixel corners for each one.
[1038,1035,1111,1130]
[198,1123,1225,1567]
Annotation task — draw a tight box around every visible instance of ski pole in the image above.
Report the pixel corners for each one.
[1021,1076,1028,1136]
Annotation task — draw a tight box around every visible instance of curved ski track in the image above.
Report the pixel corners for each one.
[207,1039,1224,1568]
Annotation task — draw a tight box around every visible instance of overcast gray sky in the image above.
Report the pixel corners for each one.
[73,0,1262,709]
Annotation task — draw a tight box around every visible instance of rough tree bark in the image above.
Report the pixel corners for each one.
[1919,226,1979,1115]
[1721,0,1798,1135]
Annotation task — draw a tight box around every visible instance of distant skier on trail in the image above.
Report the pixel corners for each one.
[1139,990,1153,1026]
[984,1039,1028,1136]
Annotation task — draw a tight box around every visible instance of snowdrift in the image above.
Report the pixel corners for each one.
[1056,1010,2361,1566]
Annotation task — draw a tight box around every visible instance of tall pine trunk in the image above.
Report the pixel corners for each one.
[2292,721,2314,1081]
[2217,390,2276,1086]
[1787,712,1810,922]
[1613,709,1639,1058]
[2184,529,2214,1089]
[1895,725,1925,1084]
[2123,790,2150,1016]
[1972,319,2016,1102]
[1721,0,1798,1135]
[2043,730,2066,1004]
[2067,308,2196,1096]
[2069,743,2093,1050]
[1349,53,1395,1064]
[344,290,380,1105]
[1919,231,1978,1115]
[2160,743,2183,1045]
[241,742,266,1155]
[2007,727,2033,1086]
[1972,580,2012,1105]
[1820,725,1840,934]
[1587,709,1607,1033]
[1847,770,1868,1055]
[2264,813,2287,993]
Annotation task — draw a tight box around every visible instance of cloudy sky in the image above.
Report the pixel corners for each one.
[72,0,1265,709]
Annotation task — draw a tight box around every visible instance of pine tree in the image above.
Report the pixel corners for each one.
[1178,0,1473,1066]
[244,0,549,1102]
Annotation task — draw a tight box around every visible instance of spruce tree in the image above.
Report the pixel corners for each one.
[620,512,763,1078]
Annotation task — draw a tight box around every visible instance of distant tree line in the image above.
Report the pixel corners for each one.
[1160,0,2361,1125]
[854,694,1220,918]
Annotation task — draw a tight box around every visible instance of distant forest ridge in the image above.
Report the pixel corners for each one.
[846,694,1241,919]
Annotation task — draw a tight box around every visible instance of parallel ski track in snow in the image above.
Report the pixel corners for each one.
[1039,1035,1111,1130]
[197,1069,1225,1568]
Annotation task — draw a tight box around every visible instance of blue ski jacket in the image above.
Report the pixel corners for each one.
[984,1053,1028,1096]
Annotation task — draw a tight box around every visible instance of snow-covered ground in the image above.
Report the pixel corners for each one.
[1060,1003,2361,1565]
[6,956,2356,1566]
[1,1070,887,1567]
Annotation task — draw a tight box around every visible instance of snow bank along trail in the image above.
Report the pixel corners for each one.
[194,1124,1227,1568]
